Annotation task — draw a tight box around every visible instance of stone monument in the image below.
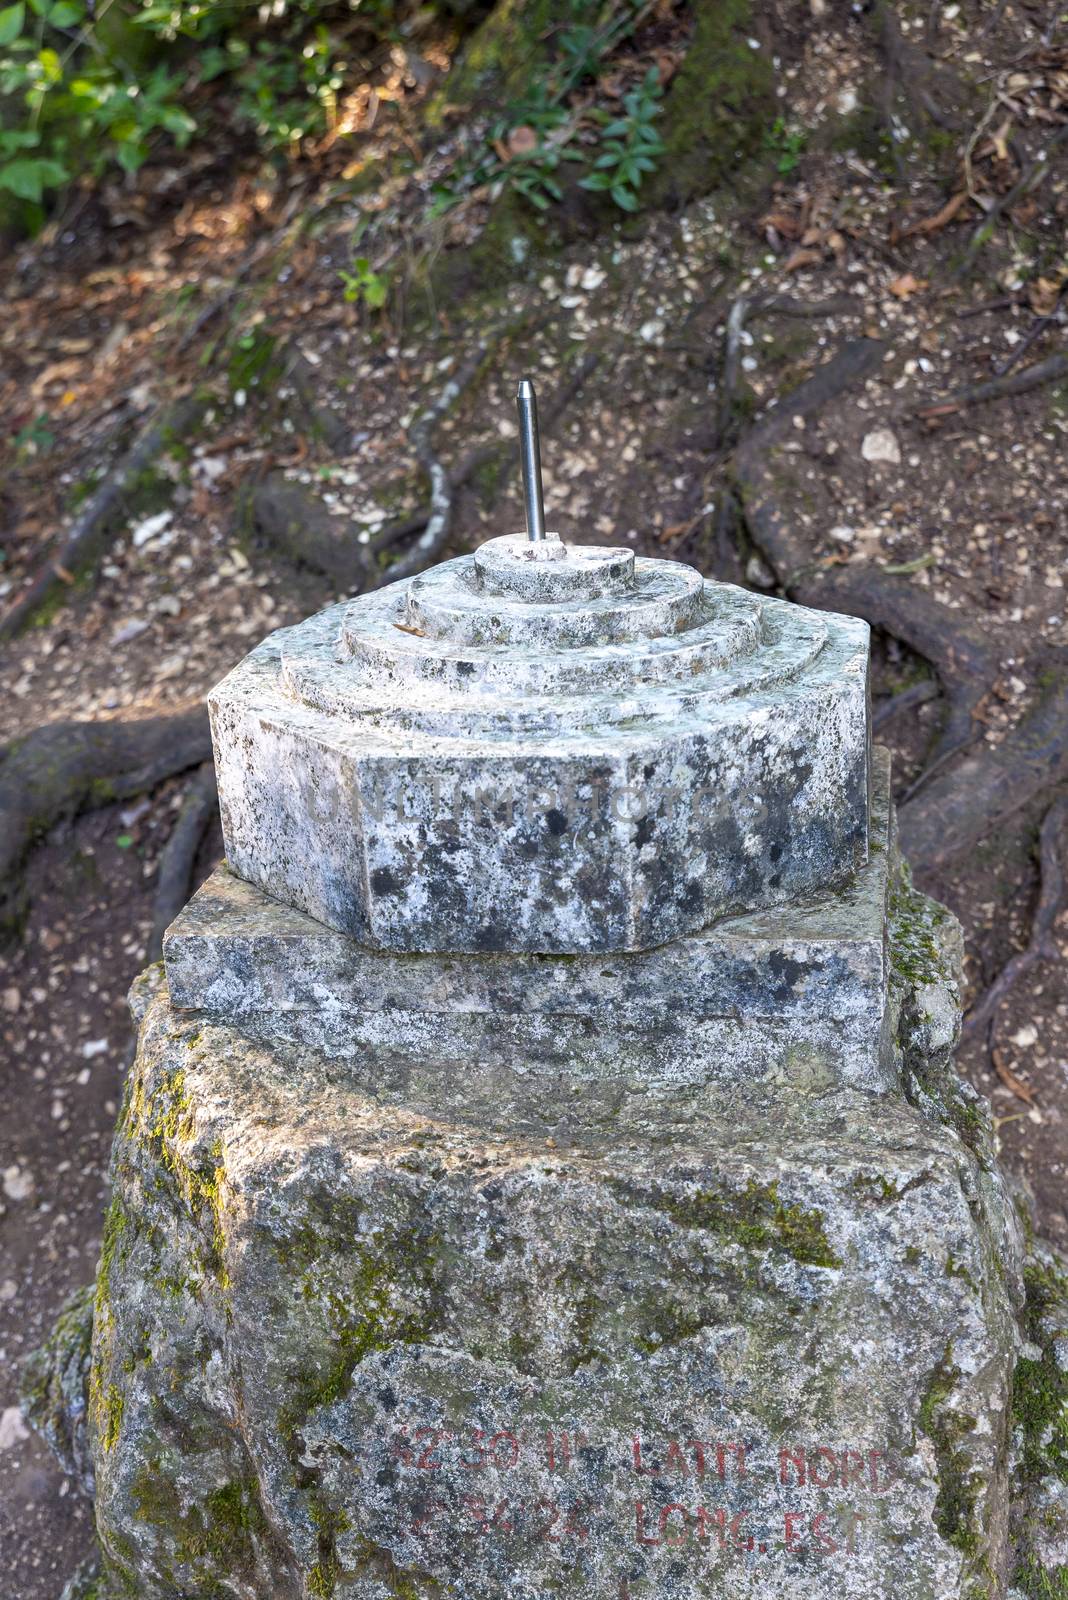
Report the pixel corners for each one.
[35,383,1068,1599]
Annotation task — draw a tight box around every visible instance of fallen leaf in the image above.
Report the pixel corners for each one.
[783,247,823,273]
[992,1045,1037,1105]
[506,125,538,158]
[893,191,968,243]
[889,272,929,299]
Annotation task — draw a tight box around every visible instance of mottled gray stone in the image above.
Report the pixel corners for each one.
[79,891,1037,1600]
[165,750,896,1096]
[209,536,871,954]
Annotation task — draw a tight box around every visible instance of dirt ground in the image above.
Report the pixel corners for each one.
[2,1,1067,1594]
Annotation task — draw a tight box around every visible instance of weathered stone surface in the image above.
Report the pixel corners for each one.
[80,887,1033,1600]
[165,748,896,1096]
[209,535,871,954]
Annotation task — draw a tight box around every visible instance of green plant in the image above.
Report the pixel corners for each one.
[765,115,806,176]
[579,64,664,211]
[0,0,418,224]
[432,1,666,219]
[338,257,389,310]
[11,411,55,457]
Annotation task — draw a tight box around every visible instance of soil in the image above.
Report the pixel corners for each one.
[2,0,1067,1593]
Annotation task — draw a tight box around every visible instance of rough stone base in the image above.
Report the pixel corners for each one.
[24,871,1068,1600]
[64,878,1038,1600]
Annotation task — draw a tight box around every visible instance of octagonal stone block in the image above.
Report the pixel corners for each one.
[209,536,871,954]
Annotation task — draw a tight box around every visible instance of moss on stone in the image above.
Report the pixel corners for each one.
[131,1464,270,1583]
[1015,1558,1068,1598]
[646,0,777,209]
[918,1344,982,1560]
[625,1177,841,1268]
[889,866,949,988]
[1014,1259,1068,1486]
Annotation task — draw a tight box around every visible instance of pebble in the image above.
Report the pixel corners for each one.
[0,1407,29,1451]
[2,1165,34,1201]
[2,987,19,1013]
[861,429,902,465]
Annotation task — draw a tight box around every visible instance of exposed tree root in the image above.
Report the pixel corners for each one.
[249,472,370,593]
[0,708,211,928]
[0,395,205,646]
[953,123,1068,279]
[916,349,1068,418]
[149,761,219,962]
[284,347,352,454]
[962,795,1068,1042]
[873,680,939,730]
[898,669,1068,869]
[733,339,1000,774]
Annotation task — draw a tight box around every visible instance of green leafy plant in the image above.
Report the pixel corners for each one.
[0,0,409,222]
[338,257,389,310]
[432,4,667,221]
[579,64,664,212]
[765,116,806,176]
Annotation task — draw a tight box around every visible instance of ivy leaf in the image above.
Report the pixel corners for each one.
[0,2,25,44]
[0,155,67,199]
[49,0,84,23]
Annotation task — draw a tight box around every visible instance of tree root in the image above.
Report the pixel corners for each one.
[916,349,1068,418]
[961,795,1068,1043]
[952,123,1068,280]
[0,395,206,646]
[149,761,219,962]
[0,708,211,928]
[248,472,370,593]
[898,669,1068,869]
[733,339,1000,775]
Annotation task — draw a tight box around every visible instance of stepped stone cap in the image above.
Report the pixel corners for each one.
[209,532,871,954]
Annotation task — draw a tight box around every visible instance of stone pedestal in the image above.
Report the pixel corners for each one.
[40,535,1067,1599]
[81,868,1033,1600]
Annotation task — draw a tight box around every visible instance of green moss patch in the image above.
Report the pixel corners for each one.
[613,1176,841,1268]
[918,1344,982,1560]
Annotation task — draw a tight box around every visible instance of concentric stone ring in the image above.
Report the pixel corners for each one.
[211,534,871,953]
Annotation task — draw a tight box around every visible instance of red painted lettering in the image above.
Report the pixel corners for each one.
[729,1513,753,1551]
[784,1511,805,1553]
[415,1428,444,1470]
[534,1498,562,1543]
[634,1501,660,1545]
[809,1447,840,1489]
[663,1441,690,1476]
[812,1513,838,1554]
[695,1506,727,1545]
[779,1446,806,1486]
[658,1504,689,1545]
[632,1438,658,1476]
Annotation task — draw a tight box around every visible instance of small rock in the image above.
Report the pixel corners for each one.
[829,525,856,544]
[2,1165,33,1201]
[861,429,902,466]
[745,554,776,589]
[111,618,150,646]
[0,1279,16,1302]
[131,510,173,549]
[1011,1024,1038,1048]
[0,1407,29,1451]
[81,1038,109,1059]
[2,987,19,1014]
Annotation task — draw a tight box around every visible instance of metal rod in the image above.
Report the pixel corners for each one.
[516,377,546,542]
